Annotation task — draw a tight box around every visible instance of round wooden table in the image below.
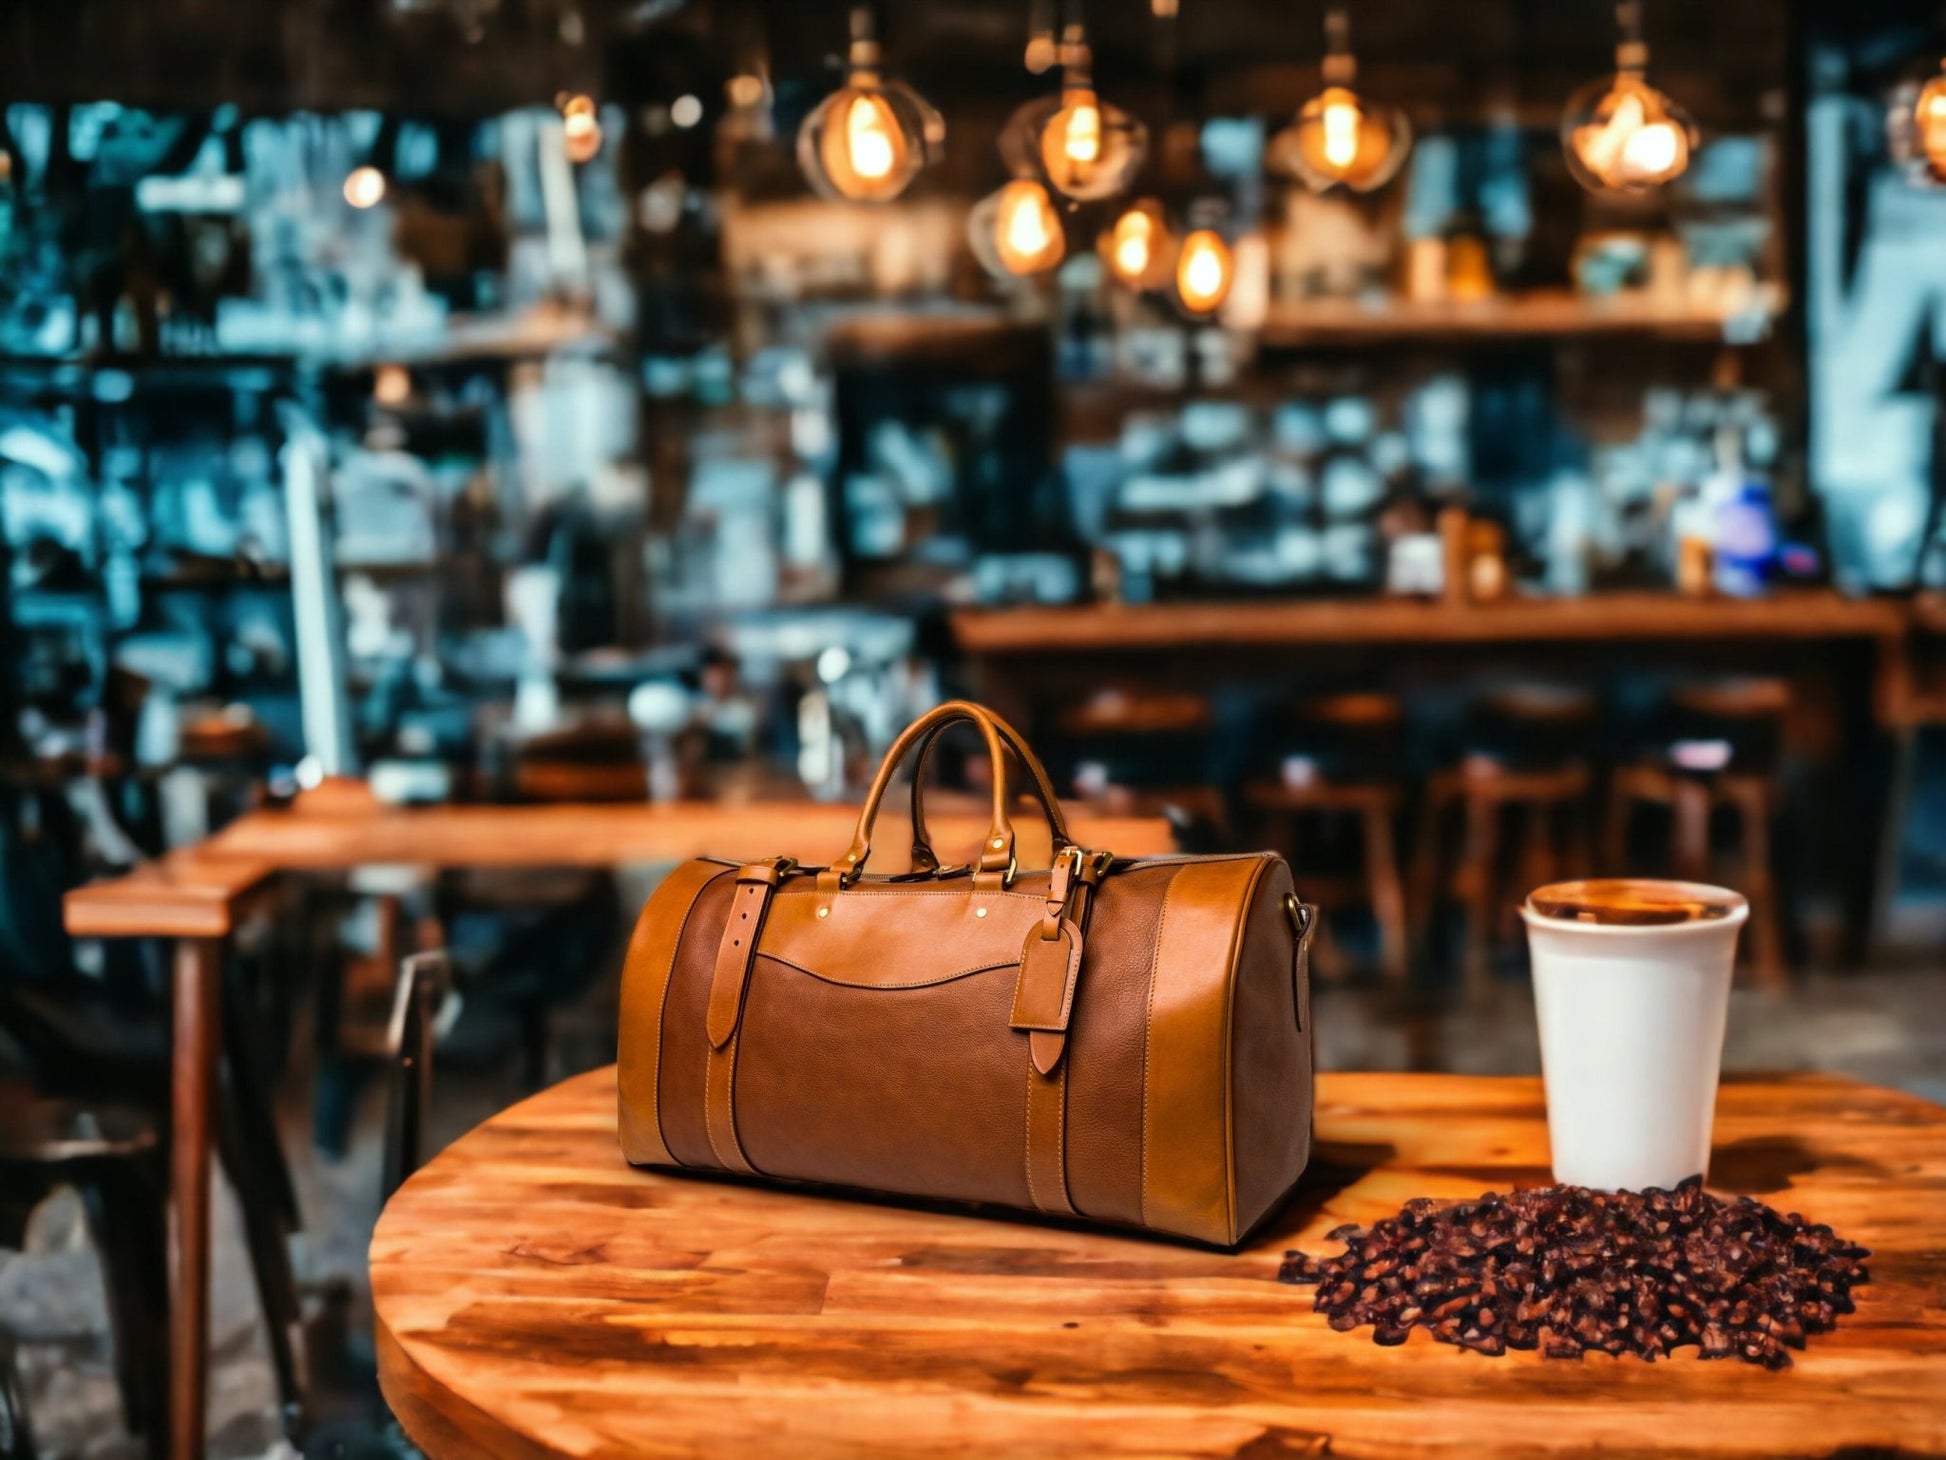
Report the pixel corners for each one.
[373,1067,1946,1458]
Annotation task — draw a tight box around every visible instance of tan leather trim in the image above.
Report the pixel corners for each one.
[1023,1061,1075,1216]
[704,1033,758,1175]
[707,868,782,1049]
[617,859,734,1166]
[1138,856,1269,1244]
[760,953,1015,991]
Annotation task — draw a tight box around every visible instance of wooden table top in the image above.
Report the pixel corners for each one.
[371,1066,1946,1459]
[63,792,1174,939]
[950,591,1912,657]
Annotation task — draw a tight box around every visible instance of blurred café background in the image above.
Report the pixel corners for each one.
[1,0,1945,1453]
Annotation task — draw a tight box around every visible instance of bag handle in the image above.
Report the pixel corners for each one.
[830,701,1070,889]
[904,707,1070,872]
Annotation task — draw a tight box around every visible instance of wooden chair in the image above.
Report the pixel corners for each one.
[383,951,449,1202]
[1410,686,1596,992]
[0,1084,167,1458]
[1056,690,1231,848]
[1603,678,1789,987]
[0,1329,33,1460]
[1245,693,1408,981]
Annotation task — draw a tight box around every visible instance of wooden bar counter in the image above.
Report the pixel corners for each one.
[371,1065,1946,1459]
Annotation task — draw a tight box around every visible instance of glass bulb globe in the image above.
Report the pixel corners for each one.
[1561,71,1696,193]
[343,166,387,209]
[799,81,940,201]
[1917,68,1946,181]
[1175,228,1233,314]
[999,90,1147,201]
[1270,85,1412,193]
[969,179,1066,278]
[561,95,603,163]
[1098,199,1173,290]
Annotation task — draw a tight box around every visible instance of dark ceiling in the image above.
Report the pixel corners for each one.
[0,0,1818,123]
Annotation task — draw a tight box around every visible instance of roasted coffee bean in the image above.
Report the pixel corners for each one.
[1276,1177,1869,1370]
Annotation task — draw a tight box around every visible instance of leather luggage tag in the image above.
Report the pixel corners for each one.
[1009,917,1082,1075]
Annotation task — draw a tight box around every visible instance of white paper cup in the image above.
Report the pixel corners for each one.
[1520,879,1748,1192]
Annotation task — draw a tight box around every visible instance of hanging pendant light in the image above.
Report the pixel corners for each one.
[1000,17,1148,201]
[797,6,943,202]
[1894,61,1946,183]
[1099,198,1175,290]
[1561,0,1696,194]
[1175,222,1234,315]
[970,177,1068,278]
[1270,4,1411,193]
[559,93,603,164]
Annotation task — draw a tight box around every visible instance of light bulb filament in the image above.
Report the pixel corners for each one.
[1321,94,1362,171]
[846,94,898,181]
[1064,97,1103,164]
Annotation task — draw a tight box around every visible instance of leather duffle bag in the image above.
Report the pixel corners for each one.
[616,700,1316,1246]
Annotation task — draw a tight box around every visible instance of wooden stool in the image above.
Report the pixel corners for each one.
[1411,687,1597,991]
[1057,690,1230,846]
[1603,678,1789,987]
[1246,693,1408,981]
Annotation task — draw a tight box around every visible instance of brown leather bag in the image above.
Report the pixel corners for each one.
[616,700,1316,1246]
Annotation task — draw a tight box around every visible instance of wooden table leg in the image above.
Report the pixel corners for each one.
[170,938,222,1460]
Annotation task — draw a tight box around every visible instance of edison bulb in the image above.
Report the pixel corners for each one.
[343,166,387,209]
[1001,25,1148,204]
[1175,228,1233,314]
[969,179,1066,278]
[799,83,937,201]
[1917,68,1946,180]
[1271,85,1411,193]
[1098,199,1173,290]
[1561,72,1695,193]
[797,13,941,203]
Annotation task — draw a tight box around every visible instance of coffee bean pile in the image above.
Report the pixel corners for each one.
[1277,1177,1869,1369]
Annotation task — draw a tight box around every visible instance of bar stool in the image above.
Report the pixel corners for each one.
[1056,689,1231,849]
[1603,678,1788,987]
[1245,692,1408,981]
[0,1084,168,1456]
[1410,685,1596,991]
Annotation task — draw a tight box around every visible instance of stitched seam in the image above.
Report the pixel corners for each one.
[1138,867,1181,1229]
[763,952,1017,990]
[773,887,1047,901]
[647,864,734,1163]
[721,1030,753,1171]
[1023,1058,1040,1209]
[1053,1065,1069,1214]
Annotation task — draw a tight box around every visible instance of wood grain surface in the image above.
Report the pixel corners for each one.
[371,1067,1946,1459]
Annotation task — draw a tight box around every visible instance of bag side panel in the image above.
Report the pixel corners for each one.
[1138,855,1272,1245]
[1063,863,1177,1225]
[617,860,736,1165]
[1229,859,1314,1241]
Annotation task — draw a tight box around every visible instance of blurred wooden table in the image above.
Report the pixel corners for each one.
[62,790,1173,1460]
[372,1066,1946,1459]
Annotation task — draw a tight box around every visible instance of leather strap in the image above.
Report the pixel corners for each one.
[703,860,790,1176]
[1019,850,1108,1218]
[707,861,787,1049]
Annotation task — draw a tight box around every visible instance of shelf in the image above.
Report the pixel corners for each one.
[1257,288,1784,348]
[950,591,1907,655]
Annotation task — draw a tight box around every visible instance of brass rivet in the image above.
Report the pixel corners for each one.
[975,907,988,918]
[817,907,830,919]
[992,838,1004,849]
